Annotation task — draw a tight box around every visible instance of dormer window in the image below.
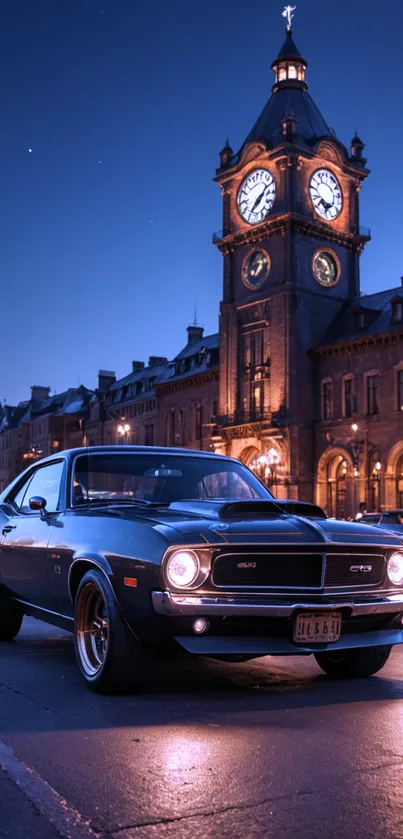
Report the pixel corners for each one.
[392,300,403,323]
[354,311,365,330]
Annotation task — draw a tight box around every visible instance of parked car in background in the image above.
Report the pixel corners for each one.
[1,446,403,693]
[359,511,403,535]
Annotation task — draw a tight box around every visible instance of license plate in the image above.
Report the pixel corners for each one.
[293,612,341,644]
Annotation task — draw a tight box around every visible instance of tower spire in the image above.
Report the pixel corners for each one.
[271,11,307,93]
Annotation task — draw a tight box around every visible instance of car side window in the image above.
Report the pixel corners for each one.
[19,461,65,514]
[8,474,35,511]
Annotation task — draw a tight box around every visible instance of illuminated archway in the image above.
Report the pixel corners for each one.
[385,441,403,508]
[238,445,261,466]
[316,446,354,518]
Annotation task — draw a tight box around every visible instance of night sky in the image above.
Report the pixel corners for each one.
[1,0,402,406]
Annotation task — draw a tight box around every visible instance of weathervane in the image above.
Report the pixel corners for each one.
[282,5,296,31]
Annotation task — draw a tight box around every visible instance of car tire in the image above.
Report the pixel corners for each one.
[0,600,23,641]
[73,568,149,694]
[314,645,391,679]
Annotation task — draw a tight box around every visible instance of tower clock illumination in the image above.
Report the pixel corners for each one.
[309,169,342,221]
[242,249,271,290]
[237,169,276,225]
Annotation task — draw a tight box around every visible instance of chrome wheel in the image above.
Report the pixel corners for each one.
[76,583,109,677]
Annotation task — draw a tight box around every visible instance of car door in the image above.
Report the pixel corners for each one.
[0,460,65,610]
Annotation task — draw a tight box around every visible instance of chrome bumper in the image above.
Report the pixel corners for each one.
[151,590,403,618]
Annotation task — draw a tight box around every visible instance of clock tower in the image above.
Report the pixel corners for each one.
[212,18,370,501]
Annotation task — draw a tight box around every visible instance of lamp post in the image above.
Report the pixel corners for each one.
[350,423,362,517]
[374,460,382,509]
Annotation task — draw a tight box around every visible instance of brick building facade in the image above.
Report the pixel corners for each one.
[1,20,403,519]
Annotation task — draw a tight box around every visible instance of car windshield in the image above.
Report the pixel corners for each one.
[382,512,403,525]
[72,453,272,506]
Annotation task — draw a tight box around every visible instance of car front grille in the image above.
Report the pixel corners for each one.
[212,553,324,589]
[211,549,386,591]
[324,555,384,588]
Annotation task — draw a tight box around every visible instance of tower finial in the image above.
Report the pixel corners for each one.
[282,5,296,31]
[193,307,198,326]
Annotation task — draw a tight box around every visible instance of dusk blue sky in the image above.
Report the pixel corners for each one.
[1,0,402,405]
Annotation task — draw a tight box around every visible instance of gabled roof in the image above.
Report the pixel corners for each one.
[106,333,220,403]
[318,286,403,347]
[175,332,219,361]
[0,402,31,432]
[33,386,94,417]
[109,359,169,393]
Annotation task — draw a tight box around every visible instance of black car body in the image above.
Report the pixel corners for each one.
[1,446,403,692]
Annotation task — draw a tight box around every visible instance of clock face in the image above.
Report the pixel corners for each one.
[312,249,339,286]
[309,169,343,221]
[242,249,271,290]
[237,169,276,225]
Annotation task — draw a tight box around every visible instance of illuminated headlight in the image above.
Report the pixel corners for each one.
[166,550,200,588]
[387,553,403,586]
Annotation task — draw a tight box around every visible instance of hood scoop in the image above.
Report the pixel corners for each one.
[168,499,327,520]
[220,500,327,519]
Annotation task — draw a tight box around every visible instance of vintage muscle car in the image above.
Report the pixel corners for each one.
[1,446,403,693]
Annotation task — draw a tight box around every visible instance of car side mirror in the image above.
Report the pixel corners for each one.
[29,496,47,514]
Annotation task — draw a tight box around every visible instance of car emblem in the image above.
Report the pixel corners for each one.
[237,561,257,569]
[350,564,372,573]
[209,523,229,532]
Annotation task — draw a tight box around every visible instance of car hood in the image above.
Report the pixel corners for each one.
[105,499,403,547]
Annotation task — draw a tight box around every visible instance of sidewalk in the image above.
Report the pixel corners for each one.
[0,768,62,839]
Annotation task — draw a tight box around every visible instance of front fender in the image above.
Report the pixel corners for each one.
[68,553,115,604]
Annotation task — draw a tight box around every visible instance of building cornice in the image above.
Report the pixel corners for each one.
[213,212,370,255]
[155,368,219,395]
[312,328,403,359]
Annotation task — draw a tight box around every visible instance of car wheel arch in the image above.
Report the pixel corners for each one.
[69,556,115,605]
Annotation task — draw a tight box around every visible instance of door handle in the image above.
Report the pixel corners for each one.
[2,525,16,535]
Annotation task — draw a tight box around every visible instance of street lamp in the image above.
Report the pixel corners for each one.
[252,448,281,492]
[117,422,131,444]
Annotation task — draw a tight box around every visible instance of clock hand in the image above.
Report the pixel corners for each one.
[251,185,268,213]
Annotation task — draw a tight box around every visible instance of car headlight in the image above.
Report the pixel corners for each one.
[387,553,403,586]
[166,550,200,588]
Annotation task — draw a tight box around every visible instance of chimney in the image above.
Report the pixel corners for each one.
[187,325,204,345]
[132,360,145,372]
[148,356,168,367]
[98,369,116,392]
[31,385,51,404]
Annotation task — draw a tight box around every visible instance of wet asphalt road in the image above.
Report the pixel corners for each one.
[1,620,403,838]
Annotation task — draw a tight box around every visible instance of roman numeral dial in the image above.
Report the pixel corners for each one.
[237,169,276,225]
[309,168,343,221]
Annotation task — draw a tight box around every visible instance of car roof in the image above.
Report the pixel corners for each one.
[364,510,403,515]
[23,445,238,467]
